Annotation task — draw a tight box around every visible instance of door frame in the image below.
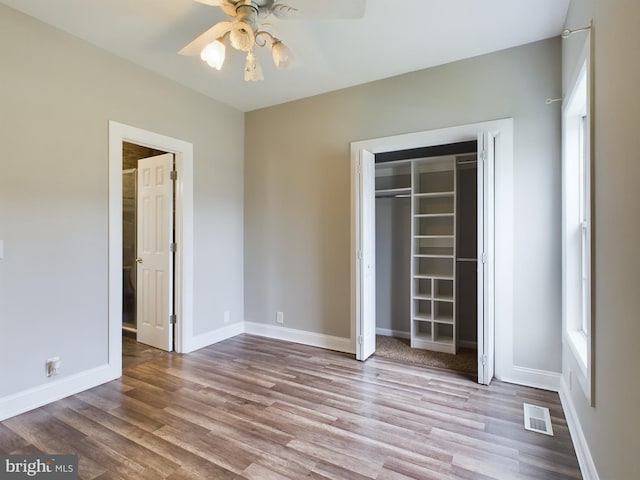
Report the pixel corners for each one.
[350,119,513,382]
[108,121,194,373]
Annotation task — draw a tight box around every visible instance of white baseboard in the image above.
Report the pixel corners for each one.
[499,365,561,392]
[375,328,410,339]
[559,377,600,480]
[245,322,354,354]
[0,364,118,421]
[184,322,245,353]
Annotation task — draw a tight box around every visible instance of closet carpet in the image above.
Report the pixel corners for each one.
[375,335,477,375]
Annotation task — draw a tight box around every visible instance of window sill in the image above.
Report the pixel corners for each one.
[567,329,588,375]
[566,329,592,404]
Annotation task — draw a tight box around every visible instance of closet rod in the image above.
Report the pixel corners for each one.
[456,160,477,165]
[456,258,477,262]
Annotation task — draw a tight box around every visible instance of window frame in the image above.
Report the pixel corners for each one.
[562,33,594,405]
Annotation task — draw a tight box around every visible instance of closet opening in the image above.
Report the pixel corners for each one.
[122,142,169,338]
[374,141,478,376]
[352,119,513,386]
[122,142,177,359]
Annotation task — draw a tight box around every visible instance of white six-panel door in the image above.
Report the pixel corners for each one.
[136,153,174,351]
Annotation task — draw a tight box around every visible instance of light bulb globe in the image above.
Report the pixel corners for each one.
[271,41,293,69]
[200,40,226,70]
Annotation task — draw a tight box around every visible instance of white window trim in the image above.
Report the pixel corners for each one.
[562,33,594,405]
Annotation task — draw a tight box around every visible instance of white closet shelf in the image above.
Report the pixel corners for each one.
[413,294,432,301]
[414,254,454,259]
[433,315,454,324]
[433,295,454,302]
[412,314,433,322]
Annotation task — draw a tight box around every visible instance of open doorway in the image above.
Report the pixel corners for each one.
[374,143,479,376]
[108,121,194,378]
[351,119,513,386]
[122,143,168,338]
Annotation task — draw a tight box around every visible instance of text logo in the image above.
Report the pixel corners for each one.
[0,456,77,479]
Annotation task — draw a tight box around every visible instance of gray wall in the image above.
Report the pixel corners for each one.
[562,0,640,478]
[0,5,244,397]
[245,38,562,372]
[375,197,411,335]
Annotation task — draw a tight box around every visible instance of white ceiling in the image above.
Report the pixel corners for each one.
[1,0,570,112]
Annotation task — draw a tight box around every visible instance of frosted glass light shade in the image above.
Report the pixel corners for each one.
[244,51,264,81]
[230,27,253,52]
[271,41,293,69]
[200,41,226,70]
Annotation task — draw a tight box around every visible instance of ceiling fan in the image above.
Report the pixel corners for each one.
[179,0,367,81]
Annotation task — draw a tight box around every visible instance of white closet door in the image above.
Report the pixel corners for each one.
[356,149,376,361]
[136,153,175,351]
[477,132,495,385]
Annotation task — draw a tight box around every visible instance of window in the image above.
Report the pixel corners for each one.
[562,49,593,404]
[578,113,590,337]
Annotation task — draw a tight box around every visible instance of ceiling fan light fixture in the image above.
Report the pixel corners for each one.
[200,40,226,70]
[183,0,366,80]
[271,40,293,69]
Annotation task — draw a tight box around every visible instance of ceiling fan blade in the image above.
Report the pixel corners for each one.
[271,0,366,20]
[178,21,234,56]
[193,0,221,6]
[193,0,238,16]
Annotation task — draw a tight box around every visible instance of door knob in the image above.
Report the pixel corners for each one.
[135,257,143,263]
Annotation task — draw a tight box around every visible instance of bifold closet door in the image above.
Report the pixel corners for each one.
[477,132,495,385]
[356,149,376,361]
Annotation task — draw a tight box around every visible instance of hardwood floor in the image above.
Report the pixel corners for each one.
[0,335,582,479]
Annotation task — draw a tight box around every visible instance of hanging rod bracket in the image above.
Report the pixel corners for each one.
[561,22,592,39]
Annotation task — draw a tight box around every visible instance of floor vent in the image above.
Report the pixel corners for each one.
[523,403,554,436]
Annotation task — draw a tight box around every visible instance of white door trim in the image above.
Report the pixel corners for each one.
[108,121,194,374]
[350,119,513,382]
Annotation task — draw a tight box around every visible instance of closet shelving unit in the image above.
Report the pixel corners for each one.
[410,157,457,354]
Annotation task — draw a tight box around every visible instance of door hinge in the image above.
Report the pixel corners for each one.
[357,335,363,346]
[481,354,487,366]
[481,252,487,264]
[480,150,487,162]
[170,242,177,253]
[169,314,177,325]
[170,170,177,181]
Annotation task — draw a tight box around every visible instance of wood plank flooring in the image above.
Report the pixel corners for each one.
[0,335,582,479]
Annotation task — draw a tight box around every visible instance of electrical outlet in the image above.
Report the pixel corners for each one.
[46,357,61,377]
[276,311,284,324]
[224,310,230,323]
